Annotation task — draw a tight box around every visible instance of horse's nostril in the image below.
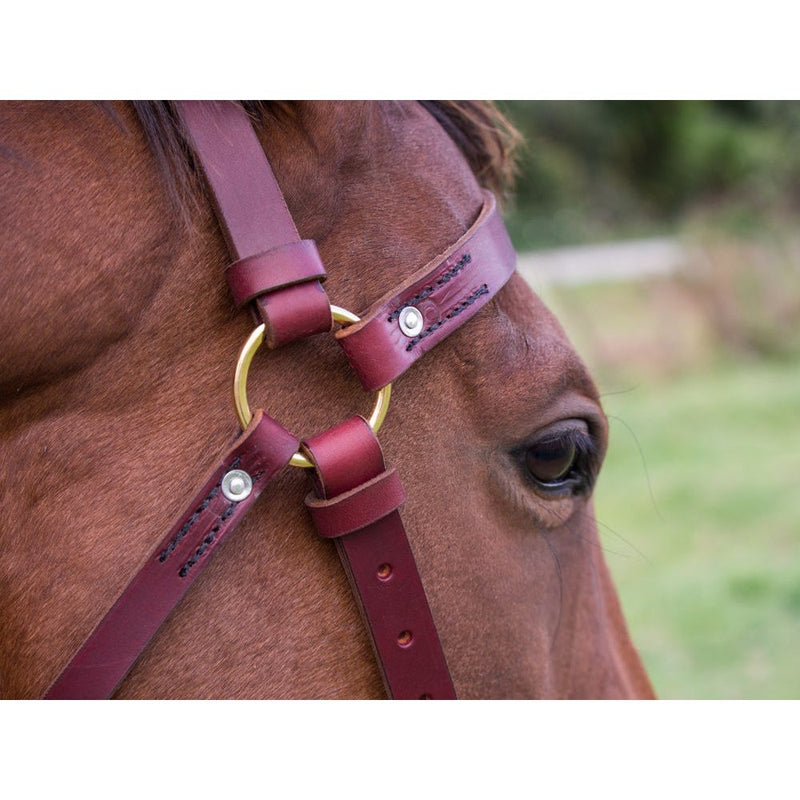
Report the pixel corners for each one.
[397,630,413,647]
[377,563,393,580]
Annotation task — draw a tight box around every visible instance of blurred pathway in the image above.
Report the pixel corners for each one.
[517,237,690,286]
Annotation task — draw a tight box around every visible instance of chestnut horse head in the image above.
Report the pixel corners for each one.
[0,101,654,698]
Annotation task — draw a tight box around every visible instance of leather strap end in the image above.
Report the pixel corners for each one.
[305,466,406,539]
[302,418,456,699]
[226,240,327,308]
[335,190,517,391]
[256,281,333,348]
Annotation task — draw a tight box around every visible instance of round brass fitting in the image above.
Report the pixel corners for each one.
[233,306,392,468]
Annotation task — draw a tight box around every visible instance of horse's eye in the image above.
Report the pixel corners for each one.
[524,439,577,484]
[516,423,598,496]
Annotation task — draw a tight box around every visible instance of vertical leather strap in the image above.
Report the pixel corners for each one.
[302,417,456,700]
[176,101,332,347]
[44,411,299,699]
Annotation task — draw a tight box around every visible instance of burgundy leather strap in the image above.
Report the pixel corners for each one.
[176,101,332,348]
[303,417,456,700]
[226,240,327,307]
[337,190,516,390]
[306,467,406,539]
[45,411,299,700]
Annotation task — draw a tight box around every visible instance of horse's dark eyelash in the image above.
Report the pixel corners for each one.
[515,427,597,460]
[549,430,597,465]
[513,426,600,496]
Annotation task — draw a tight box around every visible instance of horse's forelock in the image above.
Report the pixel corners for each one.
[130,101,519,219]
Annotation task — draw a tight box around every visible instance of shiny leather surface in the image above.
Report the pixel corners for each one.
[226,240,327,307]
[303,417,456,700]
[256,281,332,349]
[177,101,331,347]
[305,466,406,539]
[337,190,516,390]
[44,411,299,699]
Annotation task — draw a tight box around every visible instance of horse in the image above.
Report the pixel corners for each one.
[0,100,655,699]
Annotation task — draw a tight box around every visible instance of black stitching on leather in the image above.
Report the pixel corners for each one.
[178,503,237,577]
[387,253,471,321]
[404,284,489,351]
[176,468,267,578]
[159,457,241,562]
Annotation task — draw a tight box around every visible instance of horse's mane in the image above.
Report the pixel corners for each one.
[416,101,520,197]
[129,101,519,220]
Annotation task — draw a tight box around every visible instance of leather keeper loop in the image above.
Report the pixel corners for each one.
[305,467,406,538]
[226,240,327,308]
[177,103,332,349]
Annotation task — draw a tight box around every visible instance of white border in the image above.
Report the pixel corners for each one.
[2,700,797,797]
[3,2,795,98]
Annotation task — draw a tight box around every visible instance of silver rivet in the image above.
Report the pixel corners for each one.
[398,306,424,337]
[221,469,253,502]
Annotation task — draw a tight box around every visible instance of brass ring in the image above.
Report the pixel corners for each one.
[233,305,392,468]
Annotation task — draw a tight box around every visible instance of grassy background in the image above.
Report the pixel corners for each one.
[501,102,800,697]
[596,358,800,698]
[525,272,800,699]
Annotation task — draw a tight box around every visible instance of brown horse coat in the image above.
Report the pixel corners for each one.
[0,101,654,698]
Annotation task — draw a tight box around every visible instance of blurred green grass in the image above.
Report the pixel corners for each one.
[527,243,800,698]
[501,102,800,697]
[594,358,800,698]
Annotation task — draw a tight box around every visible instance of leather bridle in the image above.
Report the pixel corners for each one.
[44,101,517,700]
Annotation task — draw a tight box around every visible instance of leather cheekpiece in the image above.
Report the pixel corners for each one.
[44,411,299,700]
[303,416,456,700]
[177,101,332,347]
